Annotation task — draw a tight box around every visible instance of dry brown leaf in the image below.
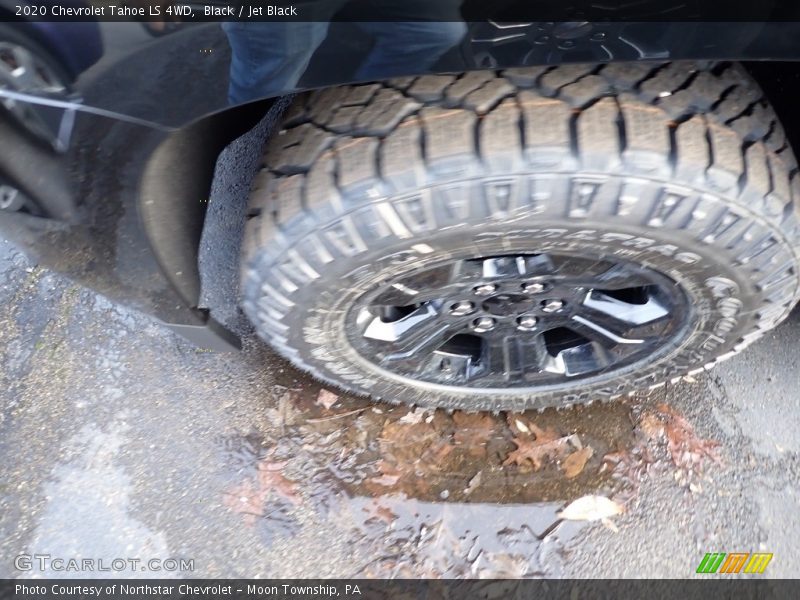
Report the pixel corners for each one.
[503,419,575,470]
[562,446,594,478]
[503,435,572,470]
[529,422,562,443]
[256,460,301,505]
[363,501,397,525]
[638,412,665,440]
[657,403,721,476]
[223,457,300,525]
[506,414,562,440]
[558,495,624,521]
[600,447,652,488]
[399,407,426,424]
[316,388,339,409]
[223,479,267,526]
[370,414,455,497]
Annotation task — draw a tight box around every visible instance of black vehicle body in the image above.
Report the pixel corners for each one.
[3,4,800,351]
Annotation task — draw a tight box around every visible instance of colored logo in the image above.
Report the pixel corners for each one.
[696,552,773,574]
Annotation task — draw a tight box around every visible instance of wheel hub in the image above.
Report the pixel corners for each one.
[348,252,689,389]
[481,293,534,316]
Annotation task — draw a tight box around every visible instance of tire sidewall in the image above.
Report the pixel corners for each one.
[244,172,797,411]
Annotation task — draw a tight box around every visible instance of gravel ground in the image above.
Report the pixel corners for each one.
[0,119,798,579]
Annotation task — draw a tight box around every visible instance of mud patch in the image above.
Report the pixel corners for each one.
[214,372,726,576]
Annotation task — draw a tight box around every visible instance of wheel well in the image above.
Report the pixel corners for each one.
[139,98,281,310]
[742,61,800,170]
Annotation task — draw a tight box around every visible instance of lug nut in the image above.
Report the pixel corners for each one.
[541,299,565,313]
[522,282,547,294]
[516,315,538,331]
[473,284,498,296]
[449,301,475,316]
[472,316,496,332]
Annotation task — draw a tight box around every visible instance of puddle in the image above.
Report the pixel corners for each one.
[217,366,722,576]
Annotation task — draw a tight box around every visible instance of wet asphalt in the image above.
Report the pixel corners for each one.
[1,116,799,579]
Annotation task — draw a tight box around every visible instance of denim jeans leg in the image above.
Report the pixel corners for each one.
[222,21,331,105]
[355,21,467,81]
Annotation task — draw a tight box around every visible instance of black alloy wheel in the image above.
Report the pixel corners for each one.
[347,253,687,389]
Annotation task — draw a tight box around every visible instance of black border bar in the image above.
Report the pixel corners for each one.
[2,579,798,600]
[7,1,800,23]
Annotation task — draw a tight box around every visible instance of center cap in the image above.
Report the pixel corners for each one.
[482,293,533,316]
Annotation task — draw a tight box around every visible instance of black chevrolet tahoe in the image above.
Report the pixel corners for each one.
[3,1,800,411]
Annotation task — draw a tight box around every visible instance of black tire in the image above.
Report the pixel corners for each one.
[0,23,72,83]
[241,62,800,412]
[0,23,72,144]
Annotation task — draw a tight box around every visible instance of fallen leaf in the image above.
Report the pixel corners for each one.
[600,447,651,483]
[363,501,397,525]
[529,422,562,443]
[638,412,665,440]
[464,470,483,495]
[656,403,721,484]
[267,389,300,431]
[256,459,301,505]
[370,473,401,487]
[316,388,339,409]
[399,407,427,424]
[223,479,267,526]
[223,454,300,526]
[369,415,455,498]
[558,495,624,521]
[503,434,572,470]
[562,446,594,478]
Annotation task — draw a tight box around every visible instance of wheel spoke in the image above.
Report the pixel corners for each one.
[360,306,464,371]
[372,277,449,308]
[360,304,440,343]
[582,290,670,326]
[478,333,544,382]
[570,314,645,346]
[549,340,613,377]
[371,260,475,305]
[417,339,484,383]
[476,253,558,278]
[379,323,455,364]
[377,325,471,380]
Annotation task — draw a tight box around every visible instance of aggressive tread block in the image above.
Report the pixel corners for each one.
[241,61,800,412]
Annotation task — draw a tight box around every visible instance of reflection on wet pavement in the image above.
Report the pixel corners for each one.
[217,369,722,577]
